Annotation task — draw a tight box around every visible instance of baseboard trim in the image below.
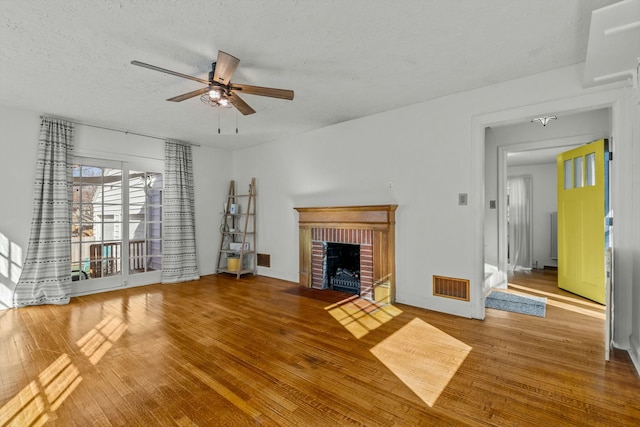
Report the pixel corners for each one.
[629,337,640,377]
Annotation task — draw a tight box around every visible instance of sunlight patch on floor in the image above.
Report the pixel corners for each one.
[508,283,605,319]
[0,314,128,425]
[370,318,471,407]
[545,298,605,319]
[76,315,128,364]
[0,354,82,426]
[508,283,604,309]
[325,297,403,339]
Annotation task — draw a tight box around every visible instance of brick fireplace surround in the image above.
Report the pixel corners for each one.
[294,205,397,303]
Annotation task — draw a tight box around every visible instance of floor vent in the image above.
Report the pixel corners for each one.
[433,276,470,301]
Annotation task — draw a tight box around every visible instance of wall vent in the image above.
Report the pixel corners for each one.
[257,253,271,268]
[433,276,470,301]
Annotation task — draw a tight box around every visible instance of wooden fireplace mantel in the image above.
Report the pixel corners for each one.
[294,205,397,303]
[294,205,397,229]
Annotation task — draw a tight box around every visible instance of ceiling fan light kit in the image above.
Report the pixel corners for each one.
[201,87,231,108]
[131,51,294,116]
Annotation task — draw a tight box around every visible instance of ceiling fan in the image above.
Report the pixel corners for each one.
[131,51,294,115]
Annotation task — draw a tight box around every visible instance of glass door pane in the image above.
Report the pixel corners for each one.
[574,157,583,188]
[586,152,596,186]
[71,163,122,288]
[564,160,572,189]
[128,171,162,274]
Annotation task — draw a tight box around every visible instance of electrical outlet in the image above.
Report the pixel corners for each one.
[489,200,496,209]
[387,181,394,189]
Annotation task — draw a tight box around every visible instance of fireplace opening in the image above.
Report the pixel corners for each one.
[324,242,360,295]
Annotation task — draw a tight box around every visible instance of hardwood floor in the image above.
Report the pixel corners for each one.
[505,269,608,319]
[1,273,638,426]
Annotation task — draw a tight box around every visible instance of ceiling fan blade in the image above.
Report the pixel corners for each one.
[230,83,294,100]
[131,60,209,85]
[228,93,256,115]
[167,87,210,102]
[213,51,240,85]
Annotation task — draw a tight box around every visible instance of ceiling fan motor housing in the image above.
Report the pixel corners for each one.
[208,63,216,85]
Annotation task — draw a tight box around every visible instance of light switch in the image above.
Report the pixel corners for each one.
[459,193,468,206]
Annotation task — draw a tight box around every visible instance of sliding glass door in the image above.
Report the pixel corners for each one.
[71,158,162,295]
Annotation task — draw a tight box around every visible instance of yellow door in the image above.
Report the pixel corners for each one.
[557,139,606,304]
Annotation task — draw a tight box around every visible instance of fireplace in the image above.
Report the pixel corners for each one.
[325,242,360,294]
[311,228,374,298]
[294,205,397,303]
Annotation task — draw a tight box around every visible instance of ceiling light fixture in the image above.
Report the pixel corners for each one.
[531,115,557,126]
[201,86,232,108]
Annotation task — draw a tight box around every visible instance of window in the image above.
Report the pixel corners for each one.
[563,159,572,190]
[586,152,596,186]
[574,156,583,188]
[71,161,162,283]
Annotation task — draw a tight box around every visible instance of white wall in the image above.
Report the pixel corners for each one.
[506,163,557,269]
[0,105,230,308]
[192,145,232,276]
[0,107,39,309]
[231,63,638,359]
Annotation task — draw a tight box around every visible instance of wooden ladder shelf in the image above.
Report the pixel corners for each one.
[216,178,257,278]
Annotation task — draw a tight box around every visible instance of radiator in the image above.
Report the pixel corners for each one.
[550,212,558,260]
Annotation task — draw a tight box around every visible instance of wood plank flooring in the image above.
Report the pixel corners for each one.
[1,273,639,426]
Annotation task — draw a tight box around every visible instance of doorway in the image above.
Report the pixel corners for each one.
[479,106,613,359]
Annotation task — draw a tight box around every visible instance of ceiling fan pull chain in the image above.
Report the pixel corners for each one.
[218,108,221,134]
[236,110,239,134]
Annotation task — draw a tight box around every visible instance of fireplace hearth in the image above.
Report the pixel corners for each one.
[294,205,397,303]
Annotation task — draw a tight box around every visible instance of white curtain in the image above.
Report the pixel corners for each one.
[14,117,74,307]
[507,175,532,272]
[162,140,200,283]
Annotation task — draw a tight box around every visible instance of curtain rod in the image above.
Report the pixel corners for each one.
[40,114,201,147]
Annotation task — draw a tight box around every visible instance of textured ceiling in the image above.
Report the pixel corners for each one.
[0,0,618,150]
